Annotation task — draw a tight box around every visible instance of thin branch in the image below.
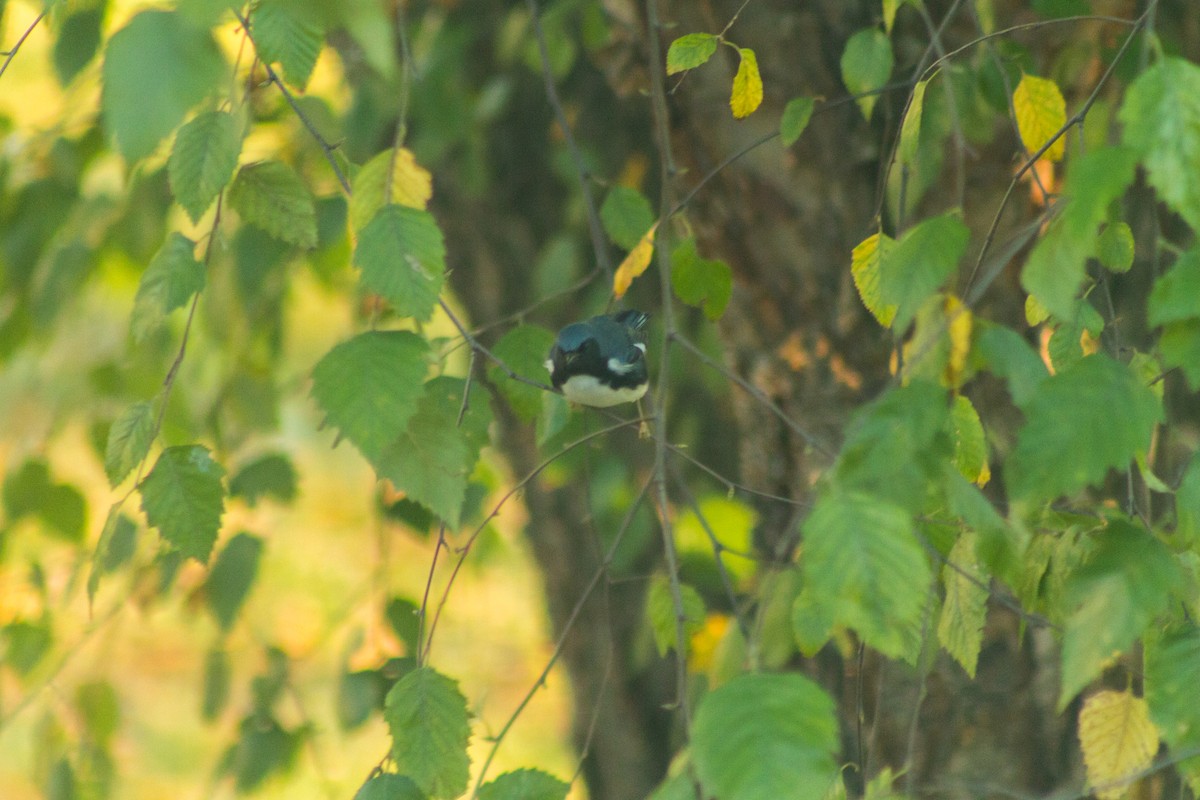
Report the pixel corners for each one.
[421,417,648,660]
[233,9,351,194]
[671,331,835,458]
[470,476,654,797]
[0,9,46,82]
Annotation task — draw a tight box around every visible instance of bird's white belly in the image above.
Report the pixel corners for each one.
[560,374,648,407]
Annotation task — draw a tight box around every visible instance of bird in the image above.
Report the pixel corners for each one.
[544,310,650,407]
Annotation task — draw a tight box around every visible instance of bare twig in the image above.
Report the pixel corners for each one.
[0,9,46,81]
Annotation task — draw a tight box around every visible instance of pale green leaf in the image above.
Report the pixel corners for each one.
[950,394,989,486]
[1158,320,1200,389]
[841,28,894,119]
[693,672,839,800]
[1006,355,1162,503]
[937,531,987,678]
[671,238,732,320]
[1120,57,1200,230]
[851,232,897,327]
[478,769,569,800]
[131,233,204,343]
[310,331,430,465]
[384,667,471,799]
[205,532,263,632]
[801,489,931,658]
[140,445,226,562]
[1013,73,1066,161]
[974,323,1049,407]
[730,48,763,119]
[376,387,472,529]
[229,161,317,247]
[488,325,554,423]
[879,212,969,331]
[897,75,931,166]
[1176,453,1200,546]
[169,110,242,223]
[780,97,816,146]
[666,32,718,75]
[354,205,446,321]
[102,10,226,161]
[1060,519,1180,706]
[251,0,323,90]
[105,401,156,487]
[646,575,706,657]
[600,186,655,251]
[350,149,433,232]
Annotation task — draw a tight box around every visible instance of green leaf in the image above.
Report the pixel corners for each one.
[229,161,317,248]
[3,460,87,542]
[693,672,839,800]
[780,97,816,146]
[974,322,1049,407]
[354,774,425,800]
[384,667,471,799]
[937,531,987,678]
[1006,355,1162,503]
[879,212,969,331]
[131,233,205,343]
[801,489,931,658]
[841,28,894,119]
[2,620,53,675]
[354,205,446,322]
[105,401,156,487]
[478,769,569,800]
[1146,627,1200,783]
[386,596,422,655]
[205,532,263,632]
[1176,452,1200,546]
[54,5,106,86]
[1120,57,1200,230]
[168,110,242,223]
[835,381,951,511]
[851,232,897,327]
[102,10,226,162]
[897,75,931,167]
[666,32,718,75]
[671,238,732,320]
[310,331,429,465]
[202,645,231,720]
[1158,320,1200,389]
[600,186,655,251]
[1097,222,1134,273]
[1060,519,1181,706]
[646,575,706,657]
[488,325,554,423]
[376,386,473,530]
[140,445,226,562]
[229,453,297,506]
[1020,147,1137,321]
[251,0,324,90]
[76,680,120,744]
[1148,249,1200,327]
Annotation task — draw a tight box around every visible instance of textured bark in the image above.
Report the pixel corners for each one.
[434,1,1199,798]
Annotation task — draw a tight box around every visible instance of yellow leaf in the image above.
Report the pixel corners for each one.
[690,613,730,673]
[1013,74,1067,162]
[937,530,987,677]
[613,222,657,298]
[850,232,897,327]
[1079,690,1159,800]
[350,148,433,231]
[1025,293,1050,326]
[944,294,973,389]
[730,48,763,119]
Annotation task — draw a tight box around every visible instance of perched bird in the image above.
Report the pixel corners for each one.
[545,310,650,407]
